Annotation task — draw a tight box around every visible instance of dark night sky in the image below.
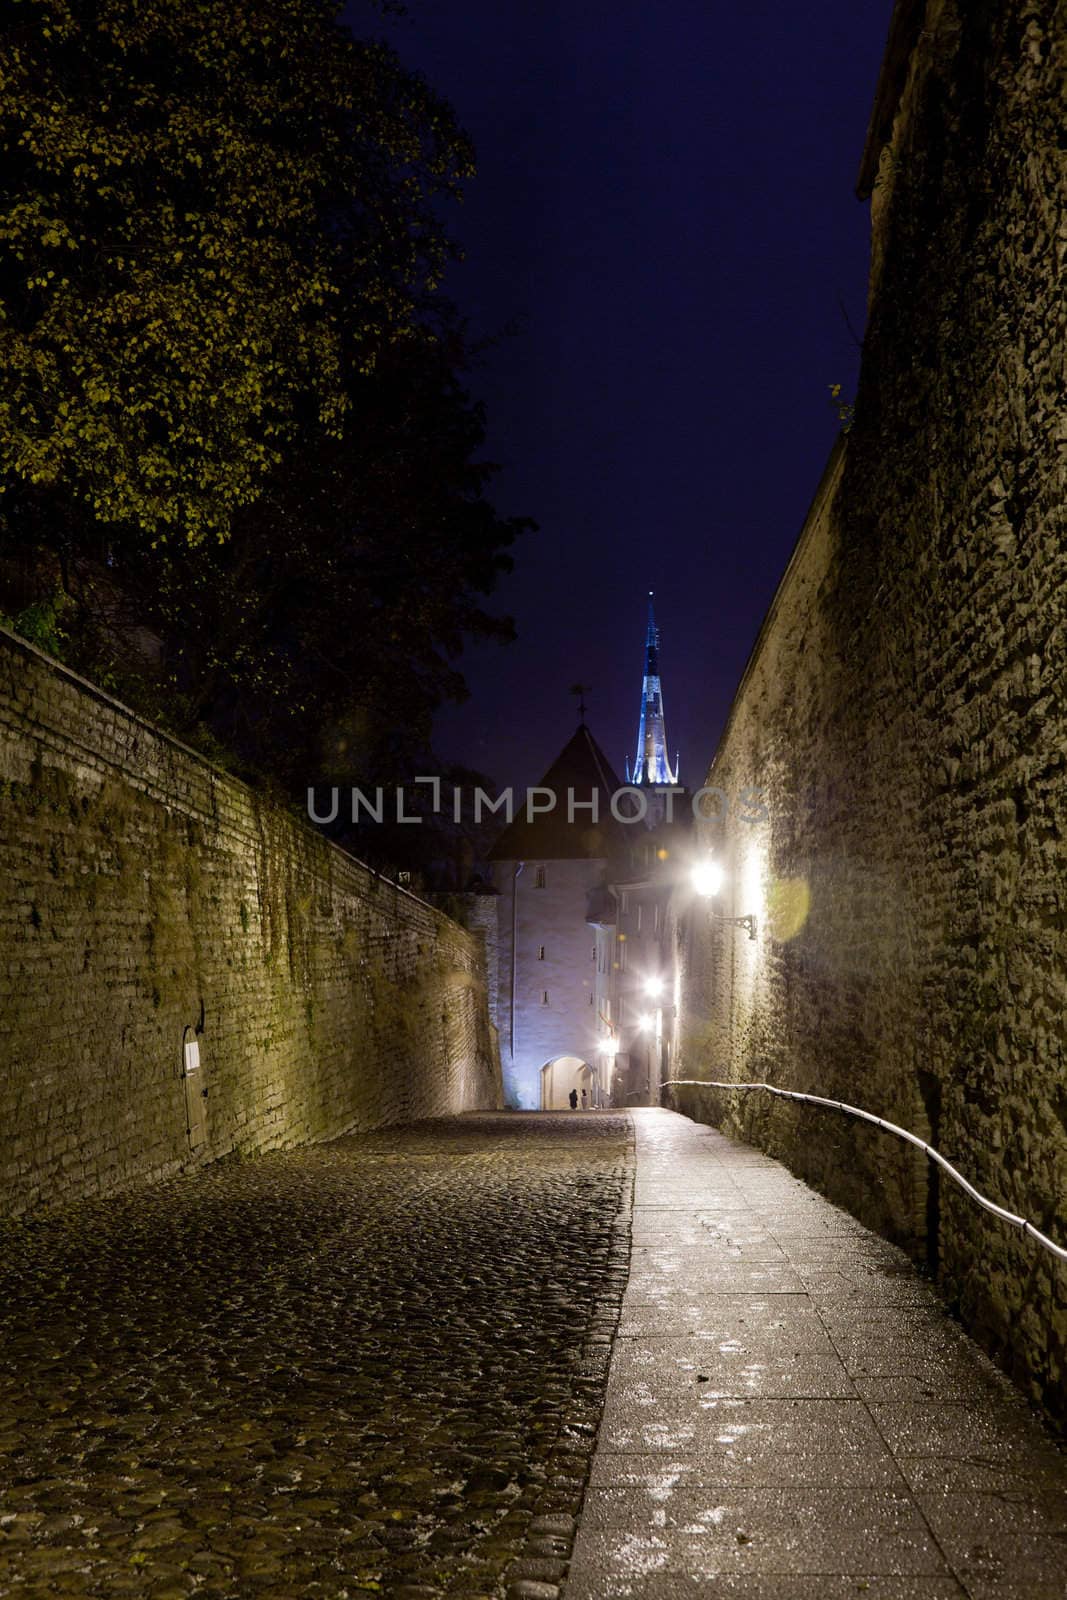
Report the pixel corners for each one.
[350,1,894,793]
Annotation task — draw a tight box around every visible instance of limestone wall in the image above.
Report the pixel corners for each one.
[0,628,503,1214]
[673,0,1066,1416]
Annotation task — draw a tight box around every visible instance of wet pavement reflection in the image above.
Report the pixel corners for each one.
[565,1109,1067,1600]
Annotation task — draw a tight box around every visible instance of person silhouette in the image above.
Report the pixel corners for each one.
[580,1088,588,1109]
[568,1088,578,1110]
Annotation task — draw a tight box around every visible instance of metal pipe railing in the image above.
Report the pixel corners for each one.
[661,1078,1067,1265]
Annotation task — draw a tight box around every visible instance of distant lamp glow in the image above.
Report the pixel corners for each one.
[642,975,664,999]
[637,1012,656,1032]
[601,1036,620,1056]
[691,859,725,897]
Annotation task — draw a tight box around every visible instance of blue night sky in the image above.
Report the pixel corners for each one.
[351,1,894,792]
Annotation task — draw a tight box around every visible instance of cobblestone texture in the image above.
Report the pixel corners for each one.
[0,1113,633,1599]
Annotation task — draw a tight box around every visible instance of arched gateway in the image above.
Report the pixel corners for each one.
[540,1055,597,1110]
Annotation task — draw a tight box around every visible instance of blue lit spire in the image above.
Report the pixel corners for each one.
[626,591,679,787]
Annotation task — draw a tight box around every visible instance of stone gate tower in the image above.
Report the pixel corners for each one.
[487,723,625,1109]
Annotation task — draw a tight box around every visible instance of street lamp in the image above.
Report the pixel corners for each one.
[690,858,758,940]
[691,859,724,898]
[642,975,664,999]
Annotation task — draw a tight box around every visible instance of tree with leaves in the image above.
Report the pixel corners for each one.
[0,0,469,540]
[110,321,529,788]
[0,0,529,800]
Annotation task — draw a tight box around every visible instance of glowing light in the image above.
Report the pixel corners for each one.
[691,859,724,898]
[637,1012,656,1032]
[643,975,664,998]
[742,848,763,921]
[601,1036,620,1056]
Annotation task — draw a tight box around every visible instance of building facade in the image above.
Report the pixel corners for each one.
[590,824,691,1106]
[480,595,690,1109]
[486,724,626,1109]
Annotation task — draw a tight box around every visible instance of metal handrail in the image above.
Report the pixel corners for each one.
[661,1078,1067,1265]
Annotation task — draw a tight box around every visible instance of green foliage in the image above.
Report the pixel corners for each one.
[0,586,72,655]
[0,0,473,545]
[828,382,855,433]
[0,0,530,812]
[129,327,529,788]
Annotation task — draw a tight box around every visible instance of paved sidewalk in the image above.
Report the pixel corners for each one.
[566,1108,1067,1600]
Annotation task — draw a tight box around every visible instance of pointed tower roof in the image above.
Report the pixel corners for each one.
[626,591,679,787]
[488,724,626,861]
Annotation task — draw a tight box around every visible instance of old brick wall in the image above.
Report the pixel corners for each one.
[0,629,503,1215]
[673,0,1066,1416]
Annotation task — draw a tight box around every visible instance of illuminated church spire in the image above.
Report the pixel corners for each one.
[626,591,679,787]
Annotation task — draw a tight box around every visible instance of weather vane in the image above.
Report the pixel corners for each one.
[569,682,592,724]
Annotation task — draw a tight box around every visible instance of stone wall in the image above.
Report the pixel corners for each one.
[0,628,503,1215]
[672,0,1067,1416]
[465,893,501,1033]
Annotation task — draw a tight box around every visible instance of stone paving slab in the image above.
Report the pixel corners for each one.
[588,1450,906,1490]
[565,1109,1067,1600]
[565,1573,969,1599]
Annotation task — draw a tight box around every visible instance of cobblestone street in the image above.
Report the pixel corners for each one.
[0,1114,632,1599]
[2,1109,1066,1600]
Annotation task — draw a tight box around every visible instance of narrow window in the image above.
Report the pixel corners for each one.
[534,865,546,888]
[636,904,643,932]
[589,991,594,1005]
[538,944,546,961]
[541,990,549,1005]
[654,904,661,934]
[591,943,596,961]
[618,940,627,972]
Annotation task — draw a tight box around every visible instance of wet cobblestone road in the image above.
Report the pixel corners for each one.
[0,1113,633,1600]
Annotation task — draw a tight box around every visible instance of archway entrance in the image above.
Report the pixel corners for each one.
[540,1055,596,1110]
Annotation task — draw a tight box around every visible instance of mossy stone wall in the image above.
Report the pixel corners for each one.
[0,629,503,1214]
[673,0,1066,1417]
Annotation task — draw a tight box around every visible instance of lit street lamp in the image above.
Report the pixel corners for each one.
[690,859,758,940]
[691,859,724,898]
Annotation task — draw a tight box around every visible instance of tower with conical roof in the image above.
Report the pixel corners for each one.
[486,721,626,1110]
[626,592,679,788]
